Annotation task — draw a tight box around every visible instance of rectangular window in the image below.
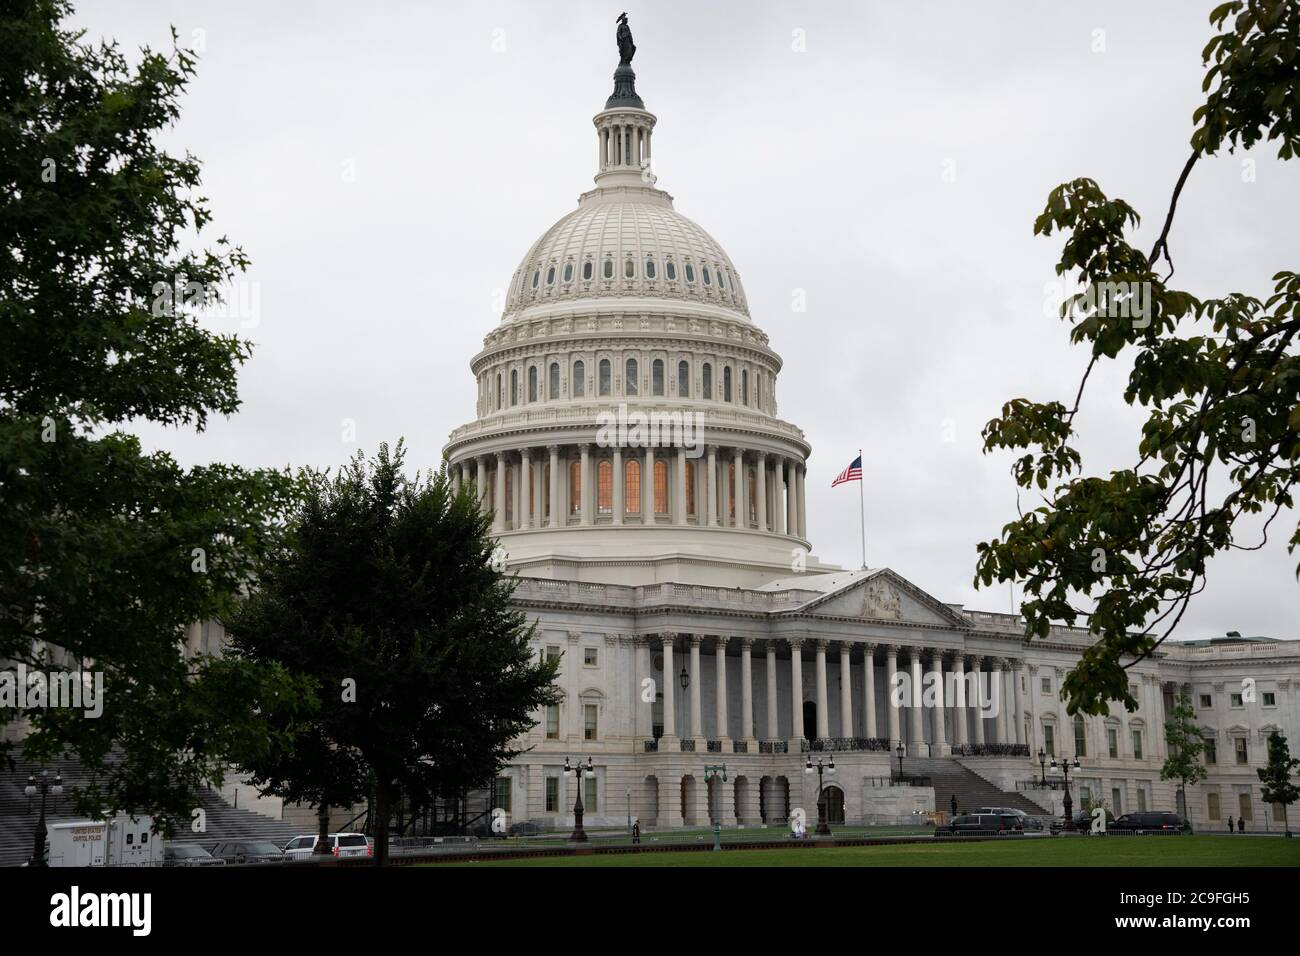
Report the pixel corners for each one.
[584,647,598,666]
[1040,677,1051,695]
[1238,792,1252,821]
[1111,787,1122,814]
[584,704,598,741]
[494,776,512,813]
[1131,730,1143,760]
[584,777,598,813]
[1204,739,1216,765]
[546,645,562,663]
[1199,694,1212,708]
[545,704,559,740]
[1230,693,1243,708]
[1263,692,1276,707]
[545,777,559,813]
[1136,788,1146,812]
[1080,786,1091,809]
[1107,728,1118,759]
[1235,738,1248,764]
[1273,802,1286,823]
[1074,719,1087,758]
[1043,725,1055,757]
[1207,792,1220,820]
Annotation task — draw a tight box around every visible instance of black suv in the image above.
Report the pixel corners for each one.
[940,812,1025,836]
[1110,811,1185,834]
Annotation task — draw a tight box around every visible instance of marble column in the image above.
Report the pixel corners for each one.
[885,645,900,747]
[520,448,532,529]
[547,446,559,528]
[450,463,460,496]
[863,644,877,738]
[732,448,744,529]
[814,640,830,740]
[714,636,729,742]
[970,656,986,746]
[689,636,703,741]
[1013,660,1026,747]
[775,460,787,535]
[740,638,755,743]
[789,639,805,741]
[991,658,1007,745]
[493,452,506,532]
[578,444,591,526]
[796,463,807,538]
[839,644,853,738]
[612,446,623,525]
[660,637,676,742]
[909,652,925,756]
[643,446,654,521]
[765,642,779,740]
[476,457,487,509]
[674,447,687,526]
[931,651,948,756]
[755,452,768,532]
[952,654,968,746]
[785,460,797,535]
[706,445,719,527]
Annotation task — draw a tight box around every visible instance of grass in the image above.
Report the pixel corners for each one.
[443,835,1300,867]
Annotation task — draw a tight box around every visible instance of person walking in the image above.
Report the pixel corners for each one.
[1228,815,1235,833]
[950,794,958,817]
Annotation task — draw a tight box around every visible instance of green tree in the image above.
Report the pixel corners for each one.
[1257,731,1299,836]
[226,441,560,866]
[976,1,1300,715]
[0,0,311,830]
[1160,691,1209,822]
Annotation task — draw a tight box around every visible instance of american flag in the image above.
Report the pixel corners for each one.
[831,454,862,487]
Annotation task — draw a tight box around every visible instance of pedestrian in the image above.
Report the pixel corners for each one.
[1228,815,1235,833]
[1239,817,1246,833]
[950,794,958,817]
[632,820,640,845]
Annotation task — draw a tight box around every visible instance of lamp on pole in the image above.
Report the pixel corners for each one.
[894,743,905,780]
[703,764,727,850]
[1050,755,1081,831]
[1038,747,1048,787]
[563,756,595,842]
[678,664,689,741]
[25,770,63,867]
[804,755,836,836]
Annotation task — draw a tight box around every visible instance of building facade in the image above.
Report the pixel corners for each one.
[438,53,1300,834]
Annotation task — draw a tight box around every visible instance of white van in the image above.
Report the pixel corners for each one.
[46,816,162,867]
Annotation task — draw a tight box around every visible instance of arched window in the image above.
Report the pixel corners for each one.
[531,270,540,289]
[540,462,550,522]
[1074,714,1088,757]
[603,259,614,279]
[727,462,735,520]
[511,369,518,406]
[666,260,677,280]
[686,461,696,516]
[582,261,593,280]
[496,373,503,410]
[504,467,513,523]
[625,459,641,515]
[569,460,581,514]
[685,262,695,283]
[677,360,690,397]
[702,266,712,286]
[624,259,635,279]
[723,366,732,402]
[573,360,585,397]
[528,366,538,402]
[625,358,638,396]
[562,262,573,282]
[597,460,612,514]
[756,372,762,409]
[702,363,712,399]
[645,259,656,279]
[599,359,611,396]
[549,362,560,400]
[652,359,664,396]
[546,266,555,285]
[741,369,748,405]
[653,459,668,514]
[747,467,757,524]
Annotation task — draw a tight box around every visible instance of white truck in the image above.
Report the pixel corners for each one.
[46,815,162,867]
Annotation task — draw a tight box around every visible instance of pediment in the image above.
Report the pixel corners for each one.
[797,569,970,629]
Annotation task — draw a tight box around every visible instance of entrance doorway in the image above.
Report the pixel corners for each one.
[821,784,845,824]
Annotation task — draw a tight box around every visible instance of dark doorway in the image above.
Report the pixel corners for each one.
[821,785,845,824]
[803,701,816,738]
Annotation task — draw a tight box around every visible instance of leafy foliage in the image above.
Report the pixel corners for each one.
[1256,731,1299,833]
[225,442,560,865]
[976,1,1300,715]
[1160,691,1210,800]
[0,0,310,831]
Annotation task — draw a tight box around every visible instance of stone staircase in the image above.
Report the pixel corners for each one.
[904,758,1044,816]
[0,752,305,867]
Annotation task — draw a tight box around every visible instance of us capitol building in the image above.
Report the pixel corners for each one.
[435,30,1300,833]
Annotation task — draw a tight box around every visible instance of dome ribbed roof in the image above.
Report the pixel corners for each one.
[503,190,750,322]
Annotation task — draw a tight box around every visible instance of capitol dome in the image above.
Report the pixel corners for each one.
[443,57,832,587]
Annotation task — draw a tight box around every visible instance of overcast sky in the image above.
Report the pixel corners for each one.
[74,1,1297,641]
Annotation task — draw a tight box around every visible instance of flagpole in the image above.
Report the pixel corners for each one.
[858,447,866,569]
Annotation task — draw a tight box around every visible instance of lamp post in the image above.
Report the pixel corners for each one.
[625,787,631,836]
[1038,747,1048,787]
[1050,755,1081,831]
[678,664,689,742]
[563,756,595,843]
[704,764,727,850]
[895,743,905,780]
[25,771,63,867]
[804,755,836,836]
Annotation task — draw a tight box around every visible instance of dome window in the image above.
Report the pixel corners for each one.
[546,266,555,285]
[702,363,712,399]
[510,370,519,406]
[723,366,732,402]
[599,359,611,396]
[645,259,656,279]
[603,259,614,280]
[625,358,639,396]
[573,360,585,397]
[583,261,593,281]
[702,267,712,286]
[666,261,677,281]
[685,263,695,283]
[677,360,690,397]
[531,270,540,289]
[528,366,538,402]
[624,259,635,279]
[652,359,664,396]
[563,262,573,282]
[549,362,560,399]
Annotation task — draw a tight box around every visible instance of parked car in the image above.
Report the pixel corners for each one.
[164,844,225,867]
[1050,808,1118,832]
[974,807,1045,831]
[1110,811,1186,834]
[283,833,372,860]
[940,813,1024,835]
[207,841,286,864]
[508,820,544,836]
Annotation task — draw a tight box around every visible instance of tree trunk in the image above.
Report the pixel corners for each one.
[374,780,391,867]
[313,802,332,856]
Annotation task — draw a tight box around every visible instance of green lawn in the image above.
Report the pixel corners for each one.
[444,835,1300,867]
